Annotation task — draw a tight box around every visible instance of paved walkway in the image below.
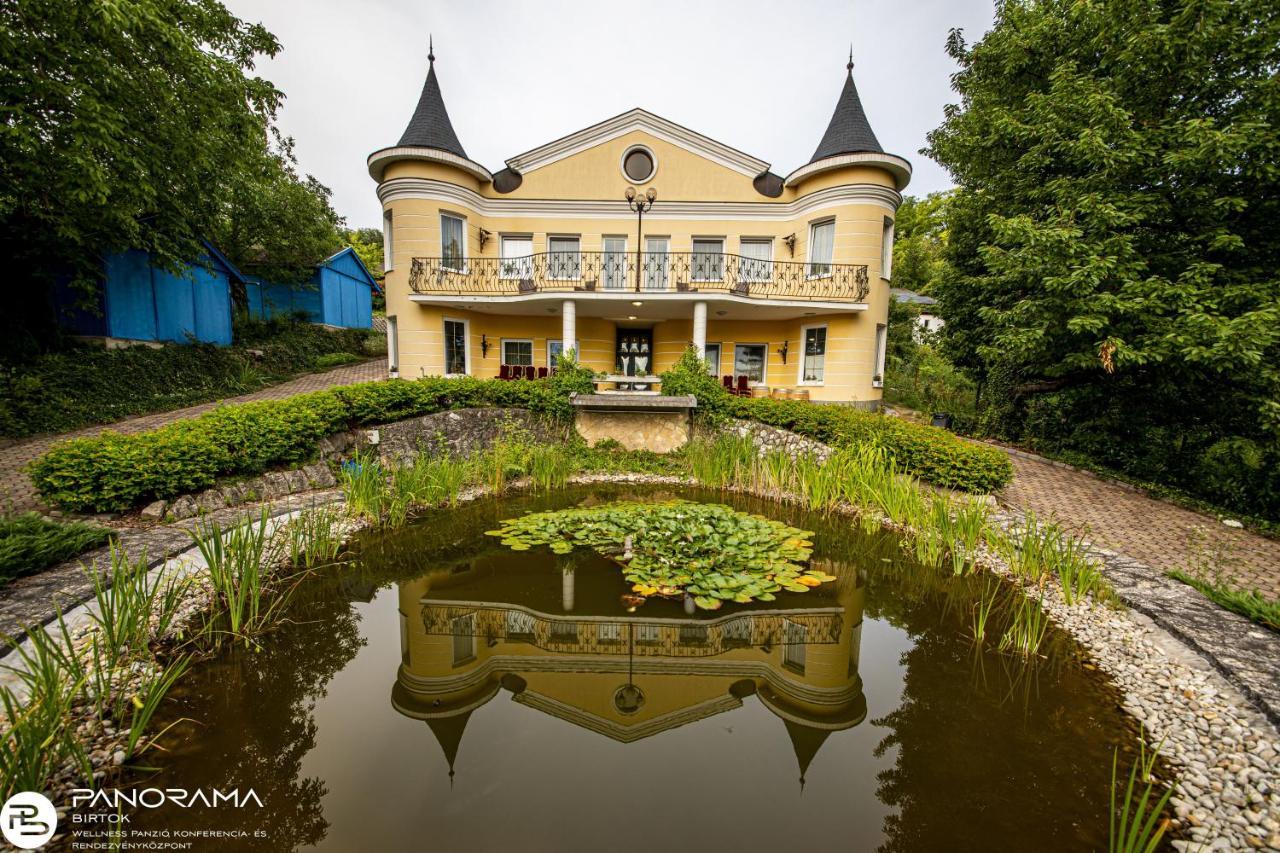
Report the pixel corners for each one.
[0,359,386,514]
[998,448,1280,598]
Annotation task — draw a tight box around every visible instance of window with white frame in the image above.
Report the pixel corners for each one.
[399,610,409,665]
[703,342,722,376]
[644,237,669,290]
[881,216,895,280]
[502,339,533,366]
[443,318,468,376]
[739,238,773,283]
[874,324,887,385]
[547,236,581,280]
[602,236,627,290]
[808,219,834,278]
[547,339,579,366]
[383,210,394,272]
[386,315,399,375]
[441,213,465,272]
[500,235,533,280]
[451,613,476,665]
[733,343,767,383]
[692,238,724,281]
[800,325,827,384]
[782,619,807,673]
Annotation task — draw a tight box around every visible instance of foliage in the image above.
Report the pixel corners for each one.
[1167,569,1279,632]
[0,0,341,351]
[541,352,598,421]
[1109,746,1172,853]
[343,228,384,285]
[926,0,1280,520]
[313,352,365,370]
[733,397,1012,493]
[886,296,923,367]
[0,319,378,437]
[0,514,115,583]
[189,507,296,647]
[891,191,953,296]
[884,345,978,426]
[659,347,733,422]
[487,500,831,610]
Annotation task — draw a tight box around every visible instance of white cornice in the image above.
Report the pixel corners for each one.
[785,152,913,192]
[367,146,493,183]
[377,177,901,220]
[503,108,771,178]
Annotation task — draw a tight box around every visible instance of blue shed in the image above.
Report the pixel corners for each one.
[244,247,379,329]
[54,242,241,345]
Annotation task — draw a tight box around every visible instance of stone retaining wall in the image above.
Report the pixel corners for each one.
[715,419,833,462]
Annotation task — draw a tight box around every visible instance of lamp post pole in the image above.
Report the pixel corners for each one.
[625,187,656,292]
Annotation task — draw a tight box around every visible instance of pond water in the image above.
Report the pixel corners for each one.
[121,486,1144,852]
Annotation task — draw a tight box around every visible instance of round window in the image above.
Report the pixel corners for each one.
[622,146,655,183]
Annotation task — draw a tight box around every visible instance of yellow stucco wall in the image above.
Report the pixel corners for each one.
[378,125,901,404]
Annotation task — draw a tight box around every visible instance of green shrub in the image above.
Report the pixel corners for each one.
[659,347,733,421]
[734,397,1013,493]
[313,352,365,370]
[0,514,115,583]
[0,319,380,438]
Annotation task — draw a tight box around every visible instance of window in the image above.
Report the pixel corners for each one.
[602,236,627,290]
[399,610,409,665]
[636,623,661,644]
[386,315,399,375]
[703,342,722,376]
[733,343,767,383]
[881,216,895,280]
[782,619,807,673]
[443,318,468,376]
[505,609,536,639]
[808,219,834,278]
[874,324,887,386]
[451,613,475,665]
[739,238,773,283]
[500,235,533,280]
[622,145,656,182]
[441,213,465,271]
[692,238,724,281]
[643,237,669,290]
[502,339,533,366]
[547,236,580,280]
[800,325,827,384]
[383,210,394,272]
[547,339,579,366]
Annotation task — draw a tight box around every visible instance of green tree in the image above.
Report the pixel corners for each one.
[342,227,385,284]
[891,191,952,296]
[925,0,1280,516]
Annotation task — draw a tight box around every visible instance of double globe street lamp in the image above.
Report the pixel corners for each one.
[624,186,657,292]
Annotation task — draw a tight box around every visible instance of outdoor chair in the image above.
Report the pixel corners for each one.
[735,375,751,396]
[722,375,735,392]
[537,366,549,379]
[498,364,513,381]
[523,365,537,380]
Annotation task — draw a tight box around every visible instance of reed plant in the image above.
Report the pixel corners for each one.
[971,577,1000,643]
[684,433,755,488]
[283,505,348,569]
[122,656,191,759]
[339,455,389,524]
[1109,745,1172,853]
[998,593,1050,657]
[525,443,575,492]
[190,508,291,646]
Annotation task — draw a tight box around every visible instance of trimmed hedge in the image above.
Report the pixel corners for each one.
[734,397,1013,493]
[30,377,557,512]
[0,514,116,584]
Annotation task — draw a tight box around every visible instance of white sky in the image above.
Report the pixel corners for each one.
[222,0,996,228]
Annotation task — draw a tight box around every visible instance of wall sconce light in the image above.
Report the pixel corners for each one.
[480,334,490,357]
[478,228,491,251]
[778,340,789,364]
[783,233,797,257]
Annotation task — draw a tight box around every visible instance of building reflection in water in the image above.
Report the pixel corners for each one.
[390,548,866,789]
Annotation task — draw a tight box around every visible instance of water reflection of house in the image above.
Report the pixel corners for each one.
[390,551,866,786]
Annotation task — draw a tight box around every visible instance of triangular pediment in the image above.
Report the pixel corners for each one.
[504,108,770,178]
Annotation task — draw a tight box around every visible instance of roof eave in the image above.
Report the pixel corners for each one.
[368,146,493,184]
[784,151,912,192]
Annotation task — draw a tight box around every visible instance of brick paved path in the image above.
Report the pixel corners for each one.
[999,450,1280,598]
[0,359,386,513]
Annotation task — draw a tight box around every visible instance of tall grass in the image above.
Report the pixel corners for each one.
[998,593,1050,657]
[283,505,348,569]
[190,508,292,646]
[1109,746,1172,853]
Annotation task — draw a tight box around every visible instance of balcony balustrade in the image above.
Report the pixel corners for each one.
[409,251,870,303]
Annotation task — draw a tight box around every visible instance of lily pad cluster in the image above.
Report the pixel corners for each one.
[486,500,834,610]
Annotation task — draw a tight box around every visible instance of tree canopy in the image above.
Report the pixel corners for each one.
[925,0,1280,516]
[0,0,344,347]
[891,192,952,296]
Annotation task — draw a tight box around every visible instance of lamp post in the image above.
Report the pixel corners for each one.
[624,186,656,292]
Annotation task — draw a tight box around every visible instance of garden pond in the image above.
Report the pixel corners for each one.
[119,485,1152,851]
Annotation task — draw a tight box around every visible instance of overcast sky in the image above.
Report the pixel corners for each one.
[221,0,996,229]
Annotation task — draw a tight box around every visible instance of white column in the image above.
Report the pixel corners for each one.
[692,301,708,360]
[561,300,576,361]
[561,566,575,612]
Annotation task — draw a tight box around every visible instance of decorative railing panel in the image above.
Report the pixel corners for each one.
[409,252,870,303]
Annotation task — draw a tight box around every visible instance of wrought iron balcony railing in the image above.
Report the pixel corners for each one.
[409,251,870,302]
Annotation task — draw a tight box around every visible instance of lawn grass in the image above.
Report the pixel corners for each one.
[1167,569,1279,632]
[0,513,116,584]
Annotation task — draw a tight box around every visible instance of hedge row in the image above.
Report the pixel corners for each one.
[29,377,561,512]
[0,319,383,438]
[733,397,1014,494]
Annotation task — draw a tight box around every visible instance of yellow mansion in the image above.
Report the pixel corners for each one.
[370,48,910,406]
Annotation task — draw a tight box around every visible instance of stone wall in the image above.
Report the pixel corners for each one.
[374,408,562,464]
[575,410,691,453]
[714,419,833,462]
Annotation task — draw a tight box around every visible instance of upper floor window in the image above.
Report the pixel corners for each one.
[739,239,773,283]
[382,210,394,272]
[500,235,533,280]
[621,144,657,183]
[548,236,581,280]
[441,214,465,272]
[881,216,895,280]
[808,220,834,278]
[692,238,724,282]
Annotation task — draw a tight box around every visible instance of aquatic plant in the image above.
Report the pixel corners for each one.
[1109,746,1172,853]
[283,505,349,569]
[190,508,292,646]
[971,577,1000,643]
[998,593,1050,657]
[487,500,831,610]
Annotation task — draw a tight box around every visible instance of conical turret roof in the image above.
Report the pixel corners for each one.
[809,53,883,163]
[397,39,468,158]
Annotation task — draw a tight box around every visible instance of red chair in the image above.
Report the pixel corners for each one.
[523,365,537,381]
[537,366,549,379]
[722,375,735,392]
[498,364,512,381]
[735,375,751,396]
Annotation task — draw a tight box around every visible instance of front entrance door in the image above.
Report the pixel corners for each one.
[616,329,653,381]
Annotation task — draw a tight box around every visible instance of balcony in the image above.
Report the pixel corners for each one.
[409,251,870,303]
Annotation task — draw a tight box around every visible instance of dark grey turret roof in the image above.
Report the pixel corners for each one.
[397,44,468,158]
[809,57,883,163]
